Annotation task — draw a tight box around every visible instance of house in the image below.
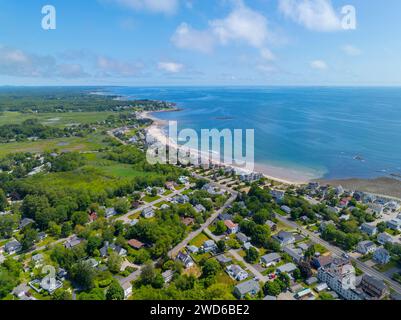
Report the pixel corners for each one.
[128,239,145,250]
[100,241,127,257]
[216,254,232,266]
[142,207,155,219]
[13,283,36,300]
[282,246,303,263]
[187,245,199,254]
[178,176,189,184]
[273,231,295,247]
[176,251,194,269]
[37,232,47,241]
[4,239,22,254]
[385,201,400,212]
[181,217,195,226]
[32,253,44,265]
[263,295,277,301]
[319,221,335,232]
[160,204,170,210]
[306,277,318,285]
[233,280,260,299]
[243,242,257,251]
[86,258,99,268]
[312,254,333,269]
[270,190,285,202]
[265,220,277,231]
[194,204,206,213]
[130,219,139,226]
[218,213,234,221]
[236,232,249,244]
[373,248,391,265]
[64,236,82,249]
[165,181,176,191]
[360,223,378,236]
[105,208,117,218]
[260,253,281,267]
[226,264,248,281]
[57,268,67,281]
[281,205,292,215]
[295,288,315,300]
[357,241,377,255]
[224,220,239,234]
[360,274,388,299]
[368,203,384,216]
[334,185,344,196]
[122,282,132,299]
[377,232,395,245]
[202,240,217,253]
[277,263,297,274]
[162,270,175,283]
[387,219,401,231]
[89,212,98,223]
[19,218,35,229]
[315,282,328,293]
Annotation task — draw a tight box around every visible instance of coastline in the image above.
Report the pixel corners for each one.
[140,110,312,186]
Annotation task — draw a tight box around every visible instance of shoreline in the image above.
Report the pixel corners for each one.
[140,110,401,200]
[140,110,313,186]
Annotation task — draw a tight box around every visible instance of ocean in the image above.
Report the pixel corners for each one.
[106,86,401,181]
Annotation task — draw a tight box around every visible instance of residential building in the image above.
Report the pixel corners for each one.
[265,220,277,231]
[373,248,391,265]
[236,232,249,244]
[194,204,206,213]
[360,223,378,236]
[281,205,292,214]
[377,232,395,245]
[360,275,388,299]
[387,218,401,231]
[105,207,117,218]
[4,239,22,254]
[226,264,248,281]
[122,282,132,299]
[356,241,377,255]
[162,270,175,283]
[127,239,145,250]
[19,218,34,229]
[64,236,82,249]
[100,241,127,257]
[276,263,297,274]
[202,240,217,253]
[142,207,155,219]
[176,251,194,269]
[282,246,303,263]
[216,255,232,266]
[270,190,285,202]
[224,220,239,234]
[187,245,199,254]
[317,259,363,300]
[312,254,333,269]
[260,253,281,267]
[233,280,260,299]
[273,231,295,247]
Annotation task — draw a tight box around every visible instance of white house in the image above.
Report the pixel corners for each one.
[373,248,391,265]
[226,264,249,281]
[357,241,377,255]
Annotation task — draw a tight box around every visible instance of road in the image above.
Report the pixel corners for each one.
[116,186,190,223]
[275,214,401,295]
[168,190,238,258]
[203,228,268,282]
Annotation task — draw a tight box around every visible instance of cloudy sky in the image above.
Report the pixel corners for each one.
[0,0,400,86]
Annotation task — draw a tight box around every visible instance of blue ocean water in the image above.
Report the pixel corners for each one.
[107,86,401,180]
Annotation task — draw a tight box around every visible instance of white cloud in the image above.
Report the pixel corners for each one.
[279,0,342,32]
[260,48,275,61]
[172,0,275,58]
[171,23,215,53]
[108,0,179,14]
[342,44,361,56]
[310,59,328,70]
[210,1,270,48]
[158,61,184,73]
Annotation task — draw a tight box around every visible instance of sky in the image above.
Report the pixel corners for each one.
[0,0,401,86]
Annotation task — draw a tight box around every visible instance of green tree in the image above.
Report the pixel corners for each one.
[202,259,220,278]
[263,280,282,296]
[216,240,226,253]
[107,251,123,274]
[106,280,125,300]
[245,247,259,264]
[214,220,227,235]
[71,261,96,290]
[0,188,7,211]
[21,227,38,251]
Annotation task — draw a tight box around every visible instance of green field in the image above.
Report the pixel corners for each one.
[0,111,120,127]
[0,133,105,156]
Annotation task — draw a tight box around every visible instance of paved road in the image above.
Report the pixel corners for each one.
[116,186,190,223]
[275,214,401,295]
[204,228,268,282]
[168,190,238,258]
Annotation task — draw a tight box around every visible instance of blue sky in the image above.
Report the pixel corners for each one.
[0,0,400,86]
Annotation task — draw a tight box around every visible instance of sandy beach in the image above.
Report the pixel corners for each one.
[140,110,312,186]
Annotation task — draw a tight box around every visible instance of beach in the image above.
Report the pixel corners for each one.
[140,110,310,186]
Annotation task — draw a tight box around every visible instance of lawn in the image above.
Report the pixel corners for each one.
[374,259,399,272]
[189,232,210,247]
[0,133,105,157]
[0,111,120,127]
[142,195,161,203]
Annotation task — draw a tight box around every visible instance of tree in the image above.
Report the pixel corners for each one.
[107,251,123,274]
[0,270,17,299]
[0,188,7,211]
[71,261,96,290]
[86,236,102,256]
[299,261,313,279]
[21,194,50,219]
[61,222,73,237]
[21,227,38,251]
[71,211,89,226]
[245,247,259,264]
[293,268,302,281]
[0,215,18,238]
[214,220,227,235]
[106,280,124,300]
[202,259,220,278]
[52,289,72,300]
[114,198,130,215]
[263,280,282,296]
[216,240,226,253]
